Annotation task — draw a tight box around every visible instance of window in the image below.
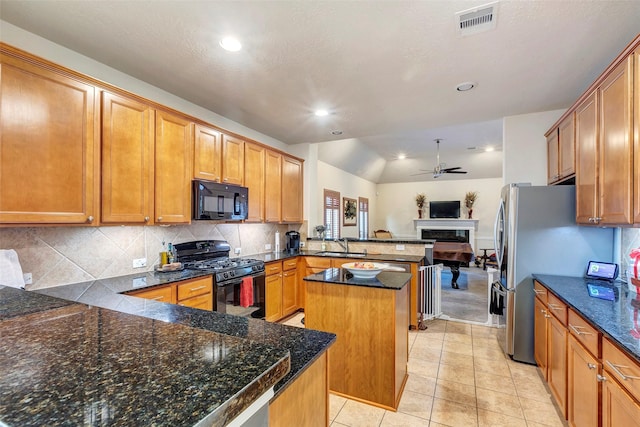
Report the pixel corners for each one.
[324,189,340,239]
[358,197,369,239]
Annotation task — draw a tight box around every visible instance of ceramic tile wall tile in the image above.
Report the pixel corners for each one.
[0,223,292,289]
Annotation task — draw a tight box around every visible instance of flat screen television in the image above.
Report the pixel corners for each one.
[429,201,460,219]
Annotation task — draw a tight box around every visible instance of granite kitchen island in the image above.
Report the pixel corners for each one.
[304,268,411,410]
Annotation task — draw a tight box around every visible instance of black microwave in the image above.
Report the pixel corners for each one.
[193,180,248,221]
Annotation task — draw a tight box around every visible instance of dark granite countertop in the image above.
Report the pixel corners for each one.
[534,274,640,363]
[0,286,290,427]
[304,268,411,290]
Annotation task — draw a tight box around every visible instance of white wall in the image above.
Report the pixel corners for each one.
[314,161,378,239]
[503,109,565,185]
[376,178,503,248]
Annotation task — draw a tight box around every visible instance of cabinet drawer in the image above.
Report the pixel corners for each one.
[533,281,548,304]
[305,257,332,269]
[130,285,173,303]
[568,309,600,357]
[603,338,640,402]
[177,277,212,301]
[266,261,283,276]
[283,258,298,271]
[547,293,568,325]
[178,293,213,311]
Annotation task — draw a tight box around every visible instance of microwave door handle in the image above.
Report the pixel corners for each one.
[217,195,224,218]
[234,193,240,215]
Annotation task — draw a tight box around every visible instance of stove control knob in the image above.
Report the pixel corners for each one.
[223,272,229,279]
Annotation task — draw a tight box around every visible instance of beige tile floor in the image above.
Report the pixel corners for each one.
[282,313,566,427]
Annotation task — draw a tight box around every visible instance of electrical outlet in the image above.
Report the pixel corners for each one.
[133,258,147,268]
[234,248,241,254]
[265,243,272,250]
[23,272,33,285]
[300,241,305,247]
[132,277,147,288]
[395,244,405,251]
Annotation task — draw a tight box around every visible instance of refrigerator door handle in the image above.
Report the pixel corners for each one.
[494,199,505,268]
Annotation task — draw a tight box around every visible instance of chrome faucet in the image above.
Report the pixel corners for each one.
[334,238,349,253]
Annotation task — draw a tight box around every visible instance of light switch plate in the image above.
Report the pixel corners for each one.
[23,272,33,285]
[133,258,147,268]
[395,244,405,251]
[265,243,272,250]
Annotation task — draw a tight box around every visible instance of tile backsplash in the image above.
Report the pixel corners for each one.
[622,227,640,282]
[1,222,303,290]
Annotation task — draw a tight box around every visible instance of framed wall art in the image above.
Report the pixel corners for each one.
[343,197,357,226]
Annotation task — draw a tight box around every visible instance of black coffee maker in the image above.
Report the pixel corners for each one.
[285,231,301,254]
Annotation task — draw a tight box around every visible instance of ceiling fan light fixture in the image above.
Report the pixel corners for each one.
[331,130,343,135]
[456,81,476,92]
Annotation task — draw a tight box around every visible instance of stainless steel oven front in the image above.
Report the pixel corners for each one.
[215,271,266,319]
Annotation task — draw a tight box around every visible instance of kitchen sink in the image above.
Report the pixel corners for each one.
[315,251,368,258]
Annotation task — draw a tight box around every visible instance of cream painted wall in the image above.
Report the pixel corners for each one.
[313,161,378,239]
[376,178,503,248]
[503,109,565,186]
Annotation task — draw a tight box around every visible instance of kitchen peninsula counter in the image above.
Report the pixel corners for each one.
[304,268,410,410]
[3,270,336,426]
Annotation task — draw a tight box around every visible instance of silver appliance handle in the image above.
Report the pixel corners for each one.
[494,199,505,268]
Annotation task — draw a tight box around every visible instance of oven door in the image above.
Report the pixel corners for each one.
[215,273,266,319]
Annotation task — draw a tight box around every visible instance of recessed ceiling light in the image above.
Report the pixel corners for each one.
[220,36,242,52]
[485,146,495,152]
[456,82,476,91]
[331,130,343,135]
[315,109,329,117]
[397,154,406,160]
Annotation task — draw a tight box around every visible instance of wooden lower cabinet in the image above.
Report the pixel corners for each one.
[265,270,283,322]
[265,260,299,322]
[602,374,640,427]
[282,259,298,316]
[269,351,328,427]
[128,284,175,303]
[547,309,567,418]
[568,334,600,427]
[127,276,213,311]
[534,296,549,378]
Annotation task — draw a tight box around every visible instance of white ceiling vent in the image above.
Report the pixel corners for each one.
[456,1,498,36]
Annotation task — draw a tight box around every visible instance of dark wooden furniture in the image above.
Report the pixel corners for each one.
[433,242,474,288]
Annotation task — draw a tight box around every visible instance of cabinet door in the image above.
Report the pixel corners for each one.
[265,273,283,322]
[558,113,575,179]
[534,297,549,378]
[221,134,244,185]
[575,92,599,224]
[155,110,193,224]
[265,150,282,222]
[548,313,567,418]
[281,156,303,223]
[634,50,640,224]
[282,269,298,316]
[602,376,640,427]
[244,142,265,222]
[547,130,560,184]
[567,335,599,427]
[128,285,175,303]
[101,92,154,224]
[598,56,633,225]
[193,124,222,182]
[0,52,98,224]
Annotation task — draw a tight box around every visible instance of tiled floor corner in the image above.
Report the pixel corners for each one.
[282,313,566,427]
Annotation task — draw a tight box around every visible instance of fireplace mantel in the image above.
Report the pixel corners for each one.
[414,218,479,252]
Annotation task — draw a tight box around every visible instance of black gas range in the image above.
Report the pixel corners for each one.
[174,240,266,318]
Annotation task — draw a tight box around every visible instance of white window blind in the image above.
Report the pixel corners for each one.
[358,197,369,239]
[324,189,340,239]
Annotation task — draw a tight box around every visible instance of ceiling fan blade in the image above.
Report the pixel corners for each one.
[410,172,431,176]
[445,170,468,174]
[441,166,461,172]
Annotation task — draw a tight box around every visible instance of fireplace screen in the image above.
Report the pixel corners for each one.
[421,229,469,243]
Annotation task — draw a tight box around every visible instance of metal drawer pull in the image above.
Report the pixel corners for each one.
[548,303,563,311]
[606,361,640,381]
[569,324,593,335]
[587,363,597,370]
[597,374,607,382]
[151,296,164,301]
[189,286,207,292]
[533,289,545,295]
[544,314,551,318]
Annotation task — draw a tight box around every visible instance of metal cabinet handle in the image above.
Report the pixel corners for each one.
[597,374,607,382]
[548,303,563,311]
[223,178,228,182]
[544,314,551,319]
[157,216,163,222]
[151,296,164,301]
[533,289,545,295]
[144,216,150,222]
[189,286,207,292]
[587,363,597,370]
[87,215,94,223]
[569,324,593,335]
[595,217,602,222]
[606,361,640,381]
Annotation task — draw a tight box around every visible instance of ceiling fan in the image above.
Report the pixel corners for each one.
[413,139,468,178]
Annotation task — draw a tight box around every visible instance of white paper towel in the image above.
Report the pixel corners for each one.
[0,249,26,288]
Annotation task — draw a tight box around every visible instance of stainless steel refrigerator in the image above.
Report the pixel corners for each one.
[493,184,614,364]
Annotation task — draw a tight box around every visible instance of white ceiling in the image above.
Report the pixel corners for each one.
[1,1,639,183]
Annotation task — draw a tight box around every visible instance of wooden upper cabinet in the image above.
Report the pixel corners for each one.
[193,124,222,182]
[101,92,154,224]
[281,156,303,223]
[155,110,193,224]
[265,150,282,222]
[0,51,99,225]
[634,49,640,224]
[244,142,265,222]
[221,135,244,185]
[547,130,560,184]
[598,56,633,225]
[558,114,575,179]
[575,92,599,224]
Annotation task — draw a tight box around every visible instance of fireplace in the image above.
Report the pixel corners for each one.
[421,229,469,243]
[414,218,479,253]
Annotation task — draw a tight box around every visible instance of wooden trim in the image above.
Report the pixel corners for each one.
[0,42,305,163]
